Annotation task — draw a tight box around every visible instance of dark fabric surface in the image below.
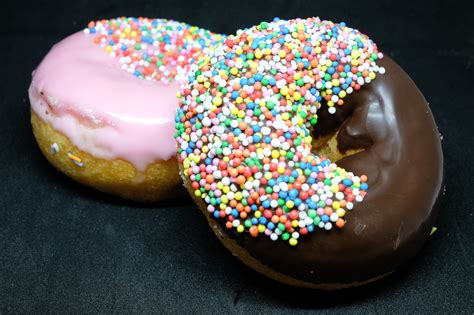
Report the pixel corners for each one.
[2,0,473,313]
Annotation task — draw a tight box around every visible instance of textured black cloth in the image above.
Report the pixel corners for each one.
[2,0,473,313]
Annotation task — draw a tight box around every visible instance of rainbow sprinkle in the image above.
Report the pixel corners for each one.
[84,17,225,84]
[175,17,385,246]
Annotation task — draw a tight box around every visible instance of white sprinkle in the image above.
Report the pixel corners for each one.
[50,143,60,154]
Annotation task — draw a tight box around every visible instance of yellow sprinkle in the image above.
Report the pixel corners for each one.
[292,220,298,228]
[278,50,286,58]
[235,192,243,201]
[230,67,239,75]
[67,153,82,163]
[336,209,346,217]
[255,211,262,218]
[286,200,294,209]
[289,238,298,246]
[223,186,230,194]
[183,159,190,169]
[293,91,301,101]
[255,50,263,59]
[280,86,289,96]
[258,224,266,233]
[271,150,280,159]
[237,225,244,233]
[332,201,341,209]
[194,190,201,197]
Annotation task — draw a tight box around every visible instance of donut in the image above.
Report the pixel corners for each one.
[29,17,224,201]
[175,17,443,288]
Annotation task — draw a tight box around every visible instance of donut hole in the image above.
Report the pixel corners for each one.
[311,128,364,162]
[310,101,365,162]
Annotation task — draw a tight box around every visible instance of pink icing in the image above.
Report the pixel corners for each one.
[29,32,180,171]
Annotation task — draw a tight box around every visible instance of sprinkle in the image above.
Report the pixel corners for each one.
[50,143,60,154]
[84,17,225,84]
[67,152,84,167]
[175,17,383,245]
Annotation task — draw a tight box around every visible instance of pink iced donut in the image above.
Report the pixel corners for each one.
[29,17,224,201]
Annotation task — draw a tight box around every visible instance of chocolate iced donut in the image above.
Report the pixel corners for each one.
[176,17,443,288]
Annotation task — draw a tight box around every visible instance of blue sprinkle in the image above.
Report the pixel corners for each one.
[262,200,271,208]
[289,189,298,200]
[294,198,302,207]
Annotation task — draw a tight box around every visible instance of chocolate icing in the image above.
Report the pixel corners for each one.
[211,56,443,285]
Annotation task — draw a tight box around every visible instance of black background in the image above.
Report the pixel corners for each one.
[2,0,474,313]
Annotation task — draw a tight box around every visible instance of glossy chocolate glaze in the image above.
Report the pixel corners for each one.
[213,56,443,285]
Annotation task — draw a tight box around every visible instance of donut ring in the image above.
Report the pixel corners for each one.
[29,17,224,201]
[176,17,443,287]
